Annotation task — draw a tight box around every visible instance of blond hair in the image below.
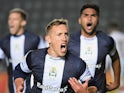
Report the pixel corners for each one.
[9,8,28,20]
[45,18,69,35]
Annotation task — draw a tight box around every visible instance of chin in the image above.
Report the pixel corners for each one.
[10,31,16,35]
[59,53,66,57]
[86,30,95,35]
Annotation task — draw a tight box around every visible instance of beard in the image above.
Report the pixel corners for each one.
[82,25,97,35]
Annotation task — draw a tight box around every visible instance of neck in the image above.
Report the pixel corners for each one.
[47,48,58,58]
[16,28,25,36]
[81,30,96,38]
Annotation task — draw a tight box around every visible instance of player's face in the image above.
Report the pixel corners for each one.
[46,24,69,57]
[79,8,99,37]
[8,12,26,35]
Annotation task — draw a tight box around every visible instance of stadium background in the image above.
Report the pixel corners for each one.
[0,0,123,37]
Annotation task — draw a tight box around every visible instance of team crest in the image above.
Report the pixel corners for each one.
[49,66,57,79]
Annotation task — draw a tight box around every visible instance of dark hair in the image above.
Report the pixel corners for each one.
[80,3,100,16]
[9,8,28,20]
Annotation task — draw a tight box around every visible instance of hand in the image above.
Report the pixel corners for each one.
[88,86,97,93]
[16,85,23,93]
[15,78,24,93]
[106,82,119,91]
[68,77,90,93]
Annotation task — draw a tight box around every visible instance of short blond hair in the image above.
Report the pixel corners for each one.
[9,8,28,20]
[45,18,69,35]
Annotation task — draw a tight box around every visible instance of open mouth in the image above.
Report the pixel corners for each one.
[87,23,92,26]
[61,44,66,48]
[87,23,92,30]
[9,25,14,29]
[61,44,67,52]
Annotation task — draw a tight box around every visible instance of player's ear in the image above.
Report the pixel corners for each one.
[21,20,27,26]
[45,35,51,44]
[78,17,81,24]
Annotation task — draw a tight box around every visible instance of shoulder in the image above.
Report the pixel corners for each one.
[70,31,81,39]
[97,31,113,40]
[26,48,47,69]
[97,31,115,46]
[66,51,86,67]
[69,31,81,46]
[1,34,10,41]
[24,30,40,43]
[0,34,10,46]
[26,48,47,58]
[25,30,40,39]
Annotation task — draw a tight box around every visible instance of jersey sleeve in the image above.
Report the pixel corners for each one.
[79,65,92,81]
[79,65,97,87]
[0,48,5,59]
[109,41,117,57]
[14,51,32,80]
[109,37,119,62]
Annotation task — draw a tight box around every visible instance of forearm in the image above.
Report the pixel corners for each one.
[106,52,121,91]
[112,57,120,87]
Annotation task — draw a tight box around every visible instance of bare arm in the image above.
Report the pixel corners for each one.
[15,78,24,93]
[106,52,120,91]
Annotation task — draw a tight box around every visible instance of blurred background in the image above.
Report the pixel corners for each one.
[0,0,123,37]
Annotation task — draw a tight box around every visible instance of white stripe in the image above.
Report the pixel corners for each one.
[0,48,5,59]
[20,60,31,73]
[20,50,33,73]
[109,44,116,56]
[79,65,92,81]
[24,50,33,58]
